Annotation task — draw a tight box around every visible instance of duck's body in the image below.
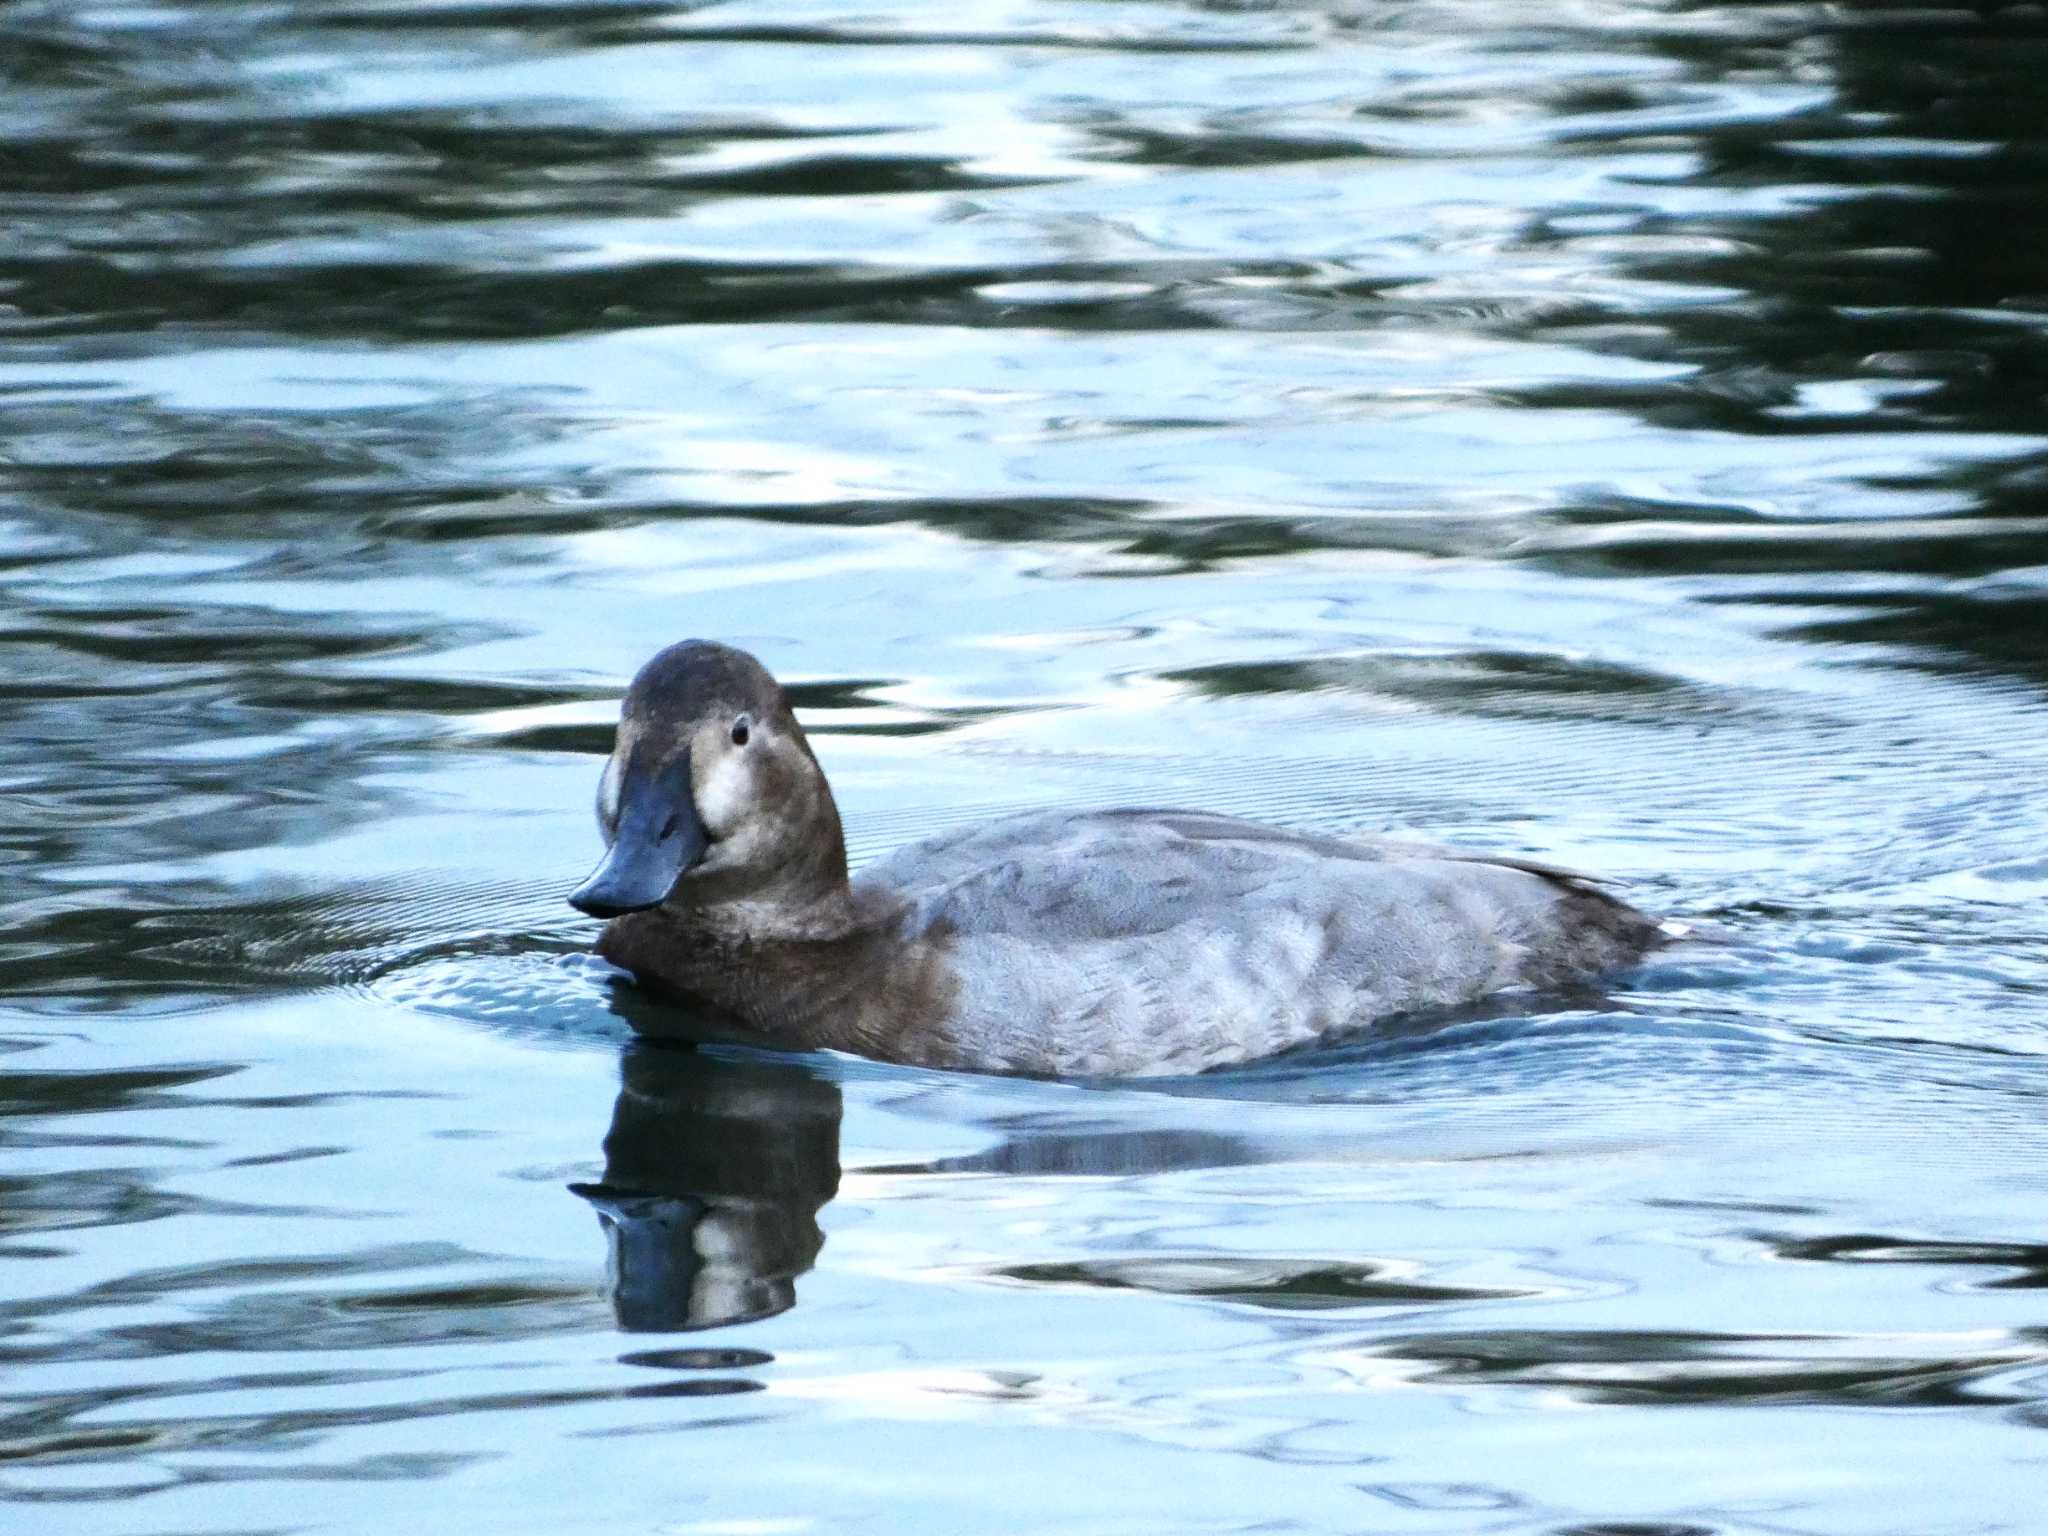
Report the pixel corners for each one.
[573,642,1664,1078]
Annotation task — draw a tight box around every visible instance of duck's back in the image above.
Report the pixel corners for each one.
[855,809,1658,1076]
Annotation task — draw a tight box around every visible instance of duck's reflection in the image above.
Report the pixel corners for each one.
[572,1045,841,1332]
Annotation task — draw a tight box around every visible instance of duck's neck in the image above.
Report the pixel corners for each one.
[598,874,911,1053]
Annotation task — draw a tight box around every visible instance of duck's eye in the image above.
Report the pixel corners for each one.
[730,715,751,747]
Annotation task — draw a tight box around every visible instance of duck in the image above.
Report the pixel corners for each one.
[568,640,1665,1077]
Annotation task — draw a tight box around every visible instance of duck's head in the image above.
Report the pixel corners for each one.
[568,641,845,919]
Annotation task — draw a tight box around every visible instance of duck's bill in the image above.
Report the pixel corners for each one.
[568,750,708,918]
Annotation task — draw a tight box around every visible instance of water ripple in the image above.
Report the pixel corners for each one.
[5,0,2048,1530]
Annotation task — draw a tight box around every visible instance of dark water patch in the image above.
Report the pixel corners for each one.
[239,674,616,721]
[0,1063,237,1118]
[0,397,589,529]
[1759,1233,2048,1291]
[682,493,1163,545]
[1645,1196,1824,1218]
[1523,511,2048,582]
[478,721,619,755]
[1375,1326,2048,1409]
[377,492,1168,548]
[1074,122,1396,171]
[0,1364,676,1483]
[618,1346,774,1371]
[8,1242,473,1319]
[586,20,1310,53]
[0,1167,219,1239]
[3,109,890,212]
[0,609,435,669]
[596,492,1402,573]
[628,151,1057,199]
[623,1377,764,1398]
[1158,649,1765,729]
[21,1275,609,1363]
[1787,588,2048,690]
[0,254,1235,344]
[993,1256,1539,1310]
[220,1144,349,1170]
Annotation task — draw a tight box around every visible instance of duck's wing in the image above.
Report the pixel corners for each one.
[859,808,1337,940]
[864,807,1382,886]
[1089,808,1629,890]
[1112,810,1641,913]
[887,806,1623,888]
[864,807,1636,945]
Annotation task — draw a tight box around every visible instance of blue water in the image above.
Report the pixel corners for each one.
[5,1,2048,1531]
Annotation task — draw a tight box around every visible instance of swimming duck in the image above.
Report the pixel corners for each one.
[569,640,1664,1077]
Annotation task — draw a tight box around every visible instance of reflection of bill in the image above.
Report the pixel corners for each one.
[571,1045,842,1332]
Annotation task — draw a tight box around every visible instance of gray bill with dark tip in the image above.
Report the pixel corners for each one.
[569,749,707,918]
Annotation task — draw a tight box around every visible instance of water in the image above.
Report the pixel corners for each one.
[4,0,2047,1529]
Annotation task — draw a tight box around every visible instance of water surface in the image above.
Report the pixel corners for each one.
[5,1,2048,1531]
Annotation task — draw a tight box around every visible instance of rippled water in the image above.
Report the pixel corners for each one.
[6,0,2048,1530]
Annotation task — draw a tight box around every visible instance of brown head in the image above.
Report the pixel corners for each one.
[568,641,847,919]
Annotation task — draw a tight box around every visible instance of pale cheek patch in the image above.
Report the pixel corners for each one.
[597,718,641,841]
[692,749,753,836]
[596,752,623,841]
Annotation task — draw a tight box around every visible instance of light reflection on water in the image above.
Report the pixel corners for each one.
[4,0,2048,1531]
